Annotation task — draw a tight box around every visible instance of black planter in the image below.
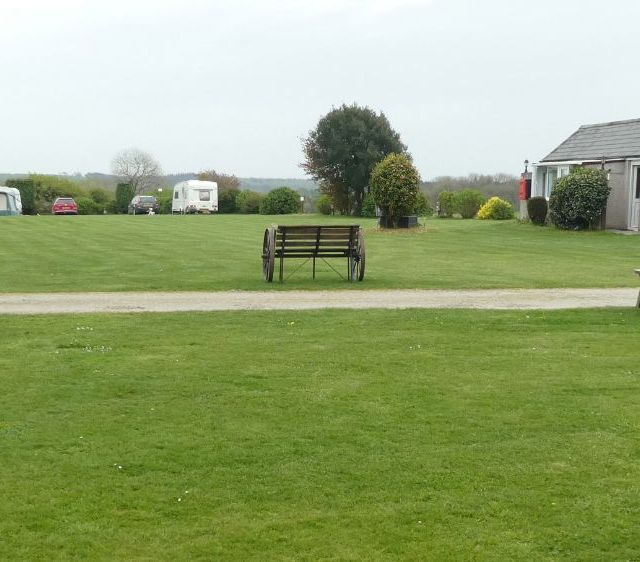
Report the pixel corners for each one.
[378,215,418,228]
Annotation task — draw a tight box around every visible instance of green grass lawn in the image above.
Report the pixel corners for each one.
[1,309,639,560]
[1,214,638,292]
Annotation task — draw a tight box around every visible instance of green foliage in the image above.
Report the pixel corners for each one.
[236,190,264,214]
[425,174,519,207]
[89,188,111,205]
[370,153,420,227]
[549,168,611,230]
[527,197,548,226]
[316,194,334,215]
[476,196,514,220]
[414,191,433,217]
[218,187,239,213]
[361,193,377,217]
[115,183,135,214]
[156,190,172,214]
[197,170,240,191]
[437,191,456,217]
[260,187,300,215]
[301,103,407,215]
[454,189,486,219]
[76,197,102,215]
[28,174,85,213]
[6,178,36,214]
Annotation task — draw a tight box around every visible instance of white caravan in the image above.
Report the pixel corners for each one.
[172,180,218,214]
[0,186,21,215]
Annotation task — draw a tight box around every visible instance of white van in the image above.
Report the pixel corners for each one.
[172,180,218,214]
[0,186,21,216]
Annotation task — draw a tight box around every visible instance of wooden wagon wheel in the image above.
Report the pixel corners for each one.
[350,229,366,281]
[262,227,275,282]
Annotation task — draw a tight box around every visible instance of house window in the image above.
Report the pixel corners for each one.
[544,168,558,199]
[636,169,640,199]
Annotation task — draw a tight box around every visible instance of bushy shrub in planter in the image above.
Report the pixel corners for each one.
[316,194,333,215]
[260,187,300,214]
[477,196,514,220]
[549,168,610,230]
[370,153,419,227]
[527,196,548,225]
[454,189,486,219]
[437,191,456,217]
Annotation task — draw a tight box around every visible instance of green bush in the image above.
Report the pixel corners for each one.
[549,168,610,230]
[260,187,300,215]
[115,183,135,214]
[89,188,111,205]
[414,192,433,216]
[6,179,36,214]
[437,191,456,217]
[156,191,172,214]
[476,196,514,220]
[218,187,239,213]
[370,153,419,227]
[76,197,101,215]
[454,189,486,219]
[361,193,377,217]
[527,197,548,225]
[316,194,333,215]
[236,190,263,214]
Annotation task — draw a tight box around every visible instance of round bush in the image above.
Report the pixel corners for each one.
[437,191,456,217]
[370,153,419,227]
[527,196,548,225]
[260,187,300,215]
[316,194,333,215]
[549,168,610,230]
[236,190,264,214]
[76,197,101,215]
[476,196,514,220]
[454,189,486,219]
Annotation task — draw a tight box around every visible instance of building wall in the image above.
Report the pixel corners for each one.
[583,161,629,229]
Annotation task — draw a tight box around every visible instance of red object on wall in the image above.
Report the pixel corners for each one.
[519,176,527,200]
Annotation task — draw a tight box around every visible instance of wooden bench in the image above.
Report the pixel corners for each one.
[262,225,365,283]
[636,269,640,308]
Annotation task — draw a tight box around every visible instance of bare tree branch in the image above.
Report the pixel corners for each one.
[111,148,163,194]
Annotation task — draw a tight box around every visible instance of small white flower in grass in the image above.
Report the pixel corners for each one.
[177,497,182,502]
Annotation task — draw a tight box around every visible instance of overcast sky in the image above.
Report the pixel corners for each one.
[2,0,640,179]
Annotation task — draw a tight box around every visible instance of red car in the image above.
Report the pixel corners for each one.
[52,197,78,215]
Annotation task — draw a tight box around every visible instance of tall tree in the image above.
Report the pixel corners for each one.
[111,148,162,194]
[301,104,407,215]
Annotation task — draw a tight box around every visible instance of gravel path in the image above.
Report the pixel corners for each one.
[0,288,637,314]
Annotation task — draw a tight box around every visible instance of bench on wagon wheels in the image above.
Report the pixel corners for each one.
[262,224,365,283]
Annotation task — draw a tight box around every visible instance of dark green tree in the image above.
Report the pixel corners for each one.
[259,187,300,215]
[301,104,407,215]
[6,178,36,215]
[115,183,135,214]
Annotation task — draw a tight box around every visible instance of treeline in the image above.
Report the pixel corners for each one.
[422,174,519,206]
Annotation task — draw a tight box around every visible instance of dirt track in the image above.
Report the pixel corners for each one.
[0,288,637,315]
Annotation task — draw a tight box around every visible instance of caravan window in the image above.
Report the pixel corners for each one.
[199,190,210,201]
[0,193,7,211]
[174,191,179,199]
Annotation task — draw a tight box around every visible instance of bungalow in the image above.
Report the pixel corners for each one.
[529,118,640,231]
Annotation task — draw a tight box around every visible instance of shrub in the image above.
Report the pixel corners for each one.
[437,191,456,217]
[156,190,172,214]
[218,187,239,213]
[260,187,300,215]
[414,192,433,216]
[477,196,514,220]
[115,183,135,214]
[89,188,111,205]
[76,197,101,215]
[316,194,333,215]
[549,168,610,230]
[6,179,36,215]
[454,189,486,219]
[236,190,264,214]
[370,153,419,227]
[361,193,377,217]
[527,196,548,225]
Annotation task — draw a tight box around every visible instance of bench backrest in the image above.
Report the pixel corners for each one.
[275,225,359,258]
